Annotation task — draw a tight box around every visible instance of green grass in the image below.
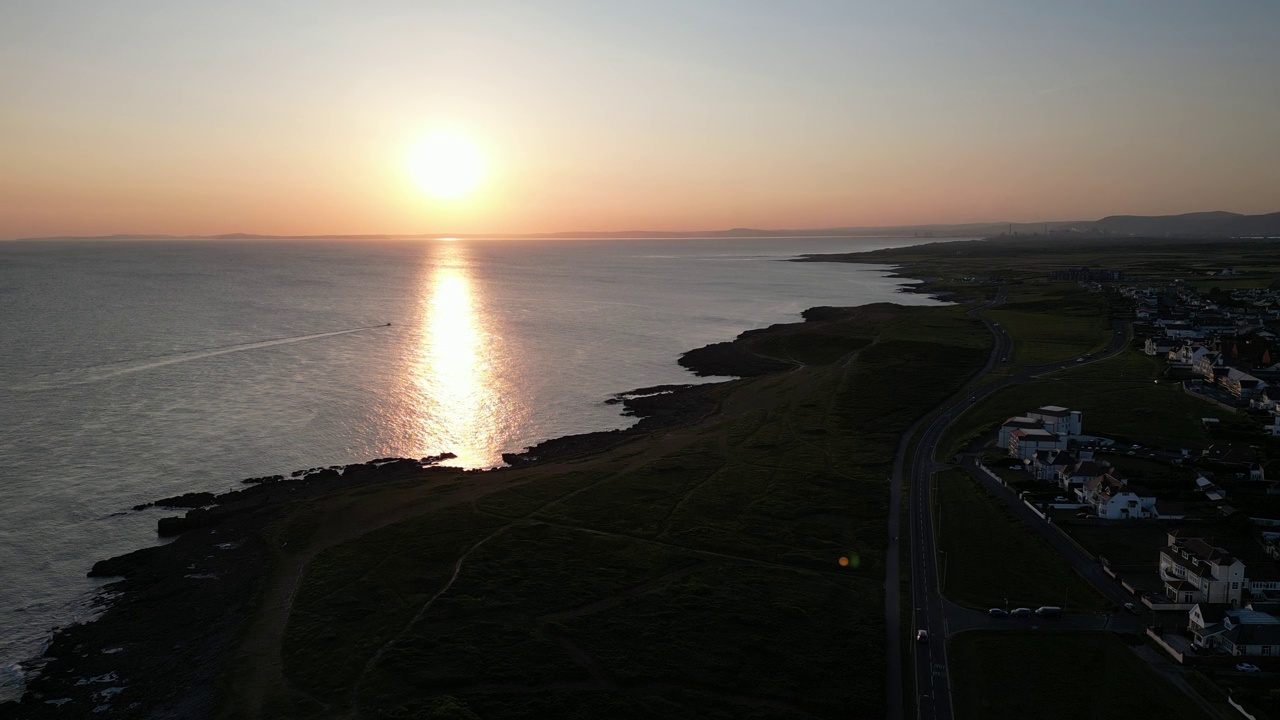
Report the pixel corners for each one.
[949,632,1212,720]
[938,349,1222,458]
[262,303,994,719]
[986,283,1111,365]
[935,470,1107,611]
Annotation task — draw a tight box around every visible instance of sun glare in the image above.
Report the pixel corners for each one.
[408,132,485,200]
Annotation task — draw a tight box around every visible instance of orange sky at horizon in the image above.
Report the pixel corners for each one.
[3,1,1278,240]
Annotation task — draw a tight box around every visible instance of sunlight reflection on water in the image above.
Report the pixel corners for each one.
[407,242,512,467]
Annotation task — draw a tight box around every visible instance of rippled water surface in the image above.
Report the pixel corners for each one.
[0,236,952,698]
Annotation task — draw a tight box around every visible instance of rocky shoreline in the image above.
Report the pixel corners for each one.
[0,317,820,718]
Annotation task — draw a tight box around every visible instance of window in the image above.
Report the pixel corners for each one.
[1264,646,1272,656]
[1232,582,1239,590]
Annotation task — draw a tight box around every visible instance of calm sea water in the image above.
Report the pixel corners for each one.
[0,236,951,699]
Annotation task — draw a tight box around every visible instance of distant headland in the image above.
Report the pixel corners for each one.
[10,209,1280,242]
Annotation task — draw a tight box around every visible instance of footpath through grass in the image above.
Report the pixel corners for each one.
[935,470,1106,611]
[949,632,1212,720]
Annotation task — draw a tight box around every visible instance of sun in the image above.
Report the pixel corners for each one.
[408,132,485,200]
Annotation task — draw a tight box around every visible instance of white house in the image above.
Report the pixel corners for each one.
[1077,474,1165,519]
[1008,428,1065,460]
[998,417,1046,449]
[1027,406,1083,438]
[1193,352,1223,378]
[1160,533,1248,607]
[1168,343,1211,367]
[1057,460,1112,493]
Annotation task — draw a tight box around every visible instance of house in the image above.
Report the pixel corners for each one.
[998,417,1046,449]
[1190,602,1280,656]
[1027,406,1083,438]
[1188,602,1235,649]
[1077,474,1166,519]
[1220,622,1280,657]
[1193,352,1223,378]
[1057,460,1113,493]
[1030,448,1077,482]
[1203,445,1265,481]
[1249,563,1280,600]
[1008,428,1065,460]
[998,406,1084,459]
[1159,533,1247,606]
[1217,367,1268,399]
[1169,343,1211,368]
[1146,337,1179,357]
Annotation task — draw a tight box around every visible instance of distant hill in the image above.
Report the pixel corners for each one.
[1090,210,1249,235]
[11,210,1280,242]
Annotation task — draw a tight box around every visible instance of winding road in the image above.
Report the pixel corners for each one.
[885,287,1138,720]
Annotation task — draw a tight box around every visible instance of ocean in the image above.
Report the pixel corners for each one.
[0,236,951,700]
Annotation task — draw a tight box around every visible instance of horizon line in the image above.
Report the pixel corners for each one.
[6,208,1275,242]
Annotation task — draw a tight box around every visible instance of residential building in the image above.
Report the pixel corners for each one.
[1008,428,1065,460]
[1027,406,1083,438]
[1159,533,1247,606]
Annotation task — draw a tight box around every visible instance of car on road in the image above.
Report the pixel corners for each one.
[1236,662,1261,673]
[1076,357,1085,362]
[1126,451,1136,455]
[1124,602,1139,615]
[1035,606,1062,619]
[1076,512,1089,518]
[1010,607,1033,618]
[988,608,1008,618]
[916,630,929,643]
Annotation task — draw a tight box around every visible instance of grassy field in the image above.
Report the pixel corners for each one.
[948,632,1212,720]
[934,470,1107,611]
[938,349,1223,458]
[234,303,993,719]
[985,283,1111,365]
[808,236,1280,290]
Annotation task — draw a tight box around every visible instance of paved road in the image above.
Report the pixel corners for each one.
[894,291,1137,720]
[886,286,1008,720]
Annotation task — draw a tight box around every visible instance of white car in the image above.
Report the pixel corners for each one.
[1236,662,1261,673]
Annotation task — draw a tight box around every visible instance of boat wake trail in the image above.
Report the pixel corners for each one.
[17,324,391,391]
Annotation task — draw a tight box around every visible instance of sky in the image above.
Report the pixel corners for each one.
[2,0,1278,238]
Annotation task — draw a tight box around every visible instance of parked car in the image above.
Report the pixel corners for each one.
[988,608,1008,618]
[1054,496,1067,502]
[1124,602,1140,615]
[1035,606,1063,619]
[916,630,929,643]
[1236,662,1261,673]
[1010,607,1033,618]
[1076,512,1089,518]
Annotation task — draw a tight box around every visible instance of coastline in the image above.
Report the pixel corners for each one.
[2,252,957,718]
[0,307,848,718]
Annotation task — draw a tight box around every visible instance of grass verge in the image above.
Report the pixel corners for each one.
[935,469,1107,611]
[948,631,1212,720]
